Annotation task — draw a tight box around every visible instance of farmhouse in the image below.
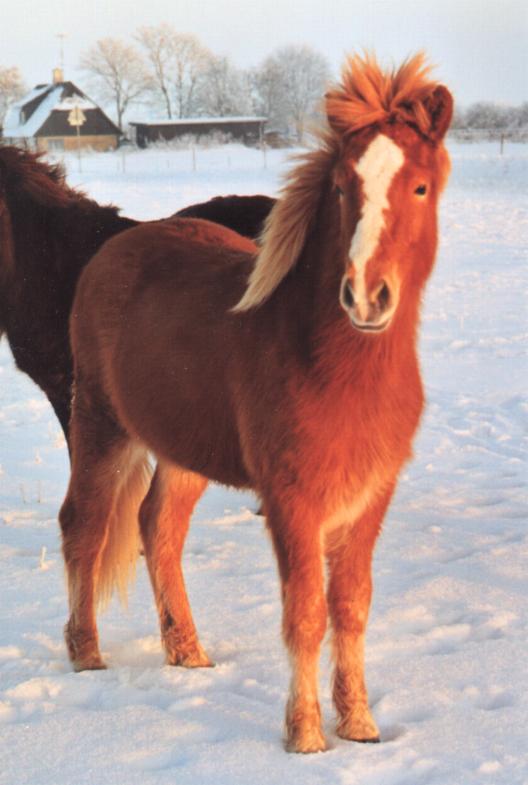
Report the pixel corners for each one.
[2,69,121,152]
[129,116,267,148]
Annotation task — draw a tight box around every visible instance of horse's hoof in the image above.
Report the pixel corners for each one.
[72,657,107,672]
[179,654,215,669]
[285,729,328,754]
[336,713,380,743]
[167,644,214,669]
[285,717,328,754]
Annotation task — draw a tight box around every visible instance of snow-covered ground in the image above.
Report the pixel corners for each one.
[0,141,526,785]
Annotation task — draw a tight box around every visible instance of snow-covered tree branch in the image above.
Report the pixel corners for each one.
[137,25,213,118]
[254,45,330,141]
[0,66,26,126]
[79,38,152,129]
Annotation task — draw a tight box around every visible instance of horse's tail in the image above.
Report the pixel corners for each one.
[96,447,152,609]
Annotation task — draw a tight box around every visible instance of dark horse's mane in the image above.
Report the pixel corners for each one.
[0,145,136,279]
[0,144,274,443]
[0,145,138,439]
[1,145,90,205]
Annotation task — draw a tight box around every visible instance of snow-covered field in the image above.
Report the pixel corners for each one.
[0,141,526,785]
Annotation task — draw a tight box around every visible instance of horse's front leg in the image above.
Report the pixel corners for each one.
[326,488,394,742]
[266,497,327,753]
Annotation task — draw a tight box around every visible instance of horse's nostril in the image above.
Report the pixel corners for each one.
[377,281,391,311]
[342,279,355,309]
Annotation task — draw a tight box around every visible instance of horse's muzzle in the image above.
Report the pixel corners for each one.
[340,277,394,333]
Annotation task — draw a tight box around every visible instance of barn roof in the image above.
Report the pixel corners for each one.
[3,81,121,138]
[129,116,267,127]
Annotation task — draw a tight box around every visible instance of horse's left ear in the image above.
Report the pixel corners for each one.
[424,86,454,142]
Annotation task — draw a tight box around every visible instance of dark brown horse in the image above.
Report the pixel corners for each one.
[60,54,452,752]
[176,193,274,240]
[0,144,274,442]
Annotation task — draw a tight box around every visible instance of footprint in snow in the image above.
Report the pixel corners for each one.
[462,685,517,712]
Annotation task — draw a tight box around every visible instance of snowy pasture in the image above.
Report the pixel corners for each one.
[0,141,526,784]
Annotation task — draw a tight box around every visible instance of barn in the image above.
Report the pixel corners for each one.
[129,116,267,148]
[2,70,121,152]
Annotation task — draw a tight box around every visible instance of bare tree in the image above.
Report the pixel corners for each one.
[137,25,212,118]
[79,38,151,129]
[136,23,176,118]
[256,45,330,141]
[0,66,26,126]
[253,59,284,127]
[453,100,528,141]
[515,102,528,129]
[169,33,211,117]
[199,56,253,117]
[464,102,511,130]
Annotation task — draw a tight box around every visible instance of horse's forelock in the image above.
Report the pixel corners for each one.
[325,52,443,140]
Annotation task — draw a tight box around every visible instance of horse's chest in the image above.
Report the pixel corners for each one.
[298,381,421,534]
[320,474,382,540]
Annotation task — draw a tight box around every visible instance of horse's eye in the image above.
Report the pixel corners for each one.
[336,185,344,196]
[415,184,427,196]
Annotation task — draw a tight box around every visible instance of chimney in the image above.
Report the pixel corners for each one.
[52,67,64,84]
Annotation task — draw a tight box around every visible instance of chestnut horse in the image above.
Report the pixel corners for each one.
[0,143,274,443]
[60,54,452,752]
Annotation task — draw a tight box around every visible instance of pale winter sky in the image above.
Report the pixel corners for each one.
[2,0,527,107]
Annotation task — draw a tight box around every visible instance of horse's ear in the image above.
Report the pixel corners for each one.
[424,85,453,142]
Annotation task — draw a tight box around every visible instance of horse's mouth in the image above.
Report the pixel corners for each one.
[349,316,392,333]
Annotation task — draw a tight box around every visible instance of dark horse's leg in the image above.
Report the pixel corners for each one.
[7,340,73,451]
[47,390,72,450]
[139,461,212,668]
[325,488,394,743]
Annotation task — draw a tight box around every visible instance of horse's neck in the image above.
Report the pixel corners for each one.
[254,186,338,353]
[11,195,136,280]
[258,188,420,386]
[60,199,137,265]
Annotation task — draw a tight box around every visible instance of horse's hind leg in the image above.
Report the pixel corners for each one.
[60,407,144,671]
[325,489,393,742]
[139,461,211,667]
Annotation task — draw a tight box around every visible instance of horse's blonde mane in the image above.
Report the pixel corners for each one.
[233,53,440,313]
[233,144,335,312]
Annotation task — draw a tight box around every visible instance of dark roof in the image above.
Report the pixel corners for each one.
[3,81,121,138]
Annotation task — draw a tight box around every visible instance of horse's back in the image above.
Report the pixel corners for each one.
[73,217,255,344]
[174,194,275,240]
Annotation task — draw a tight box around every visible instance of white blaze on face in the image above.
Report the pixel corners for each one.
[348,134,405,318]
